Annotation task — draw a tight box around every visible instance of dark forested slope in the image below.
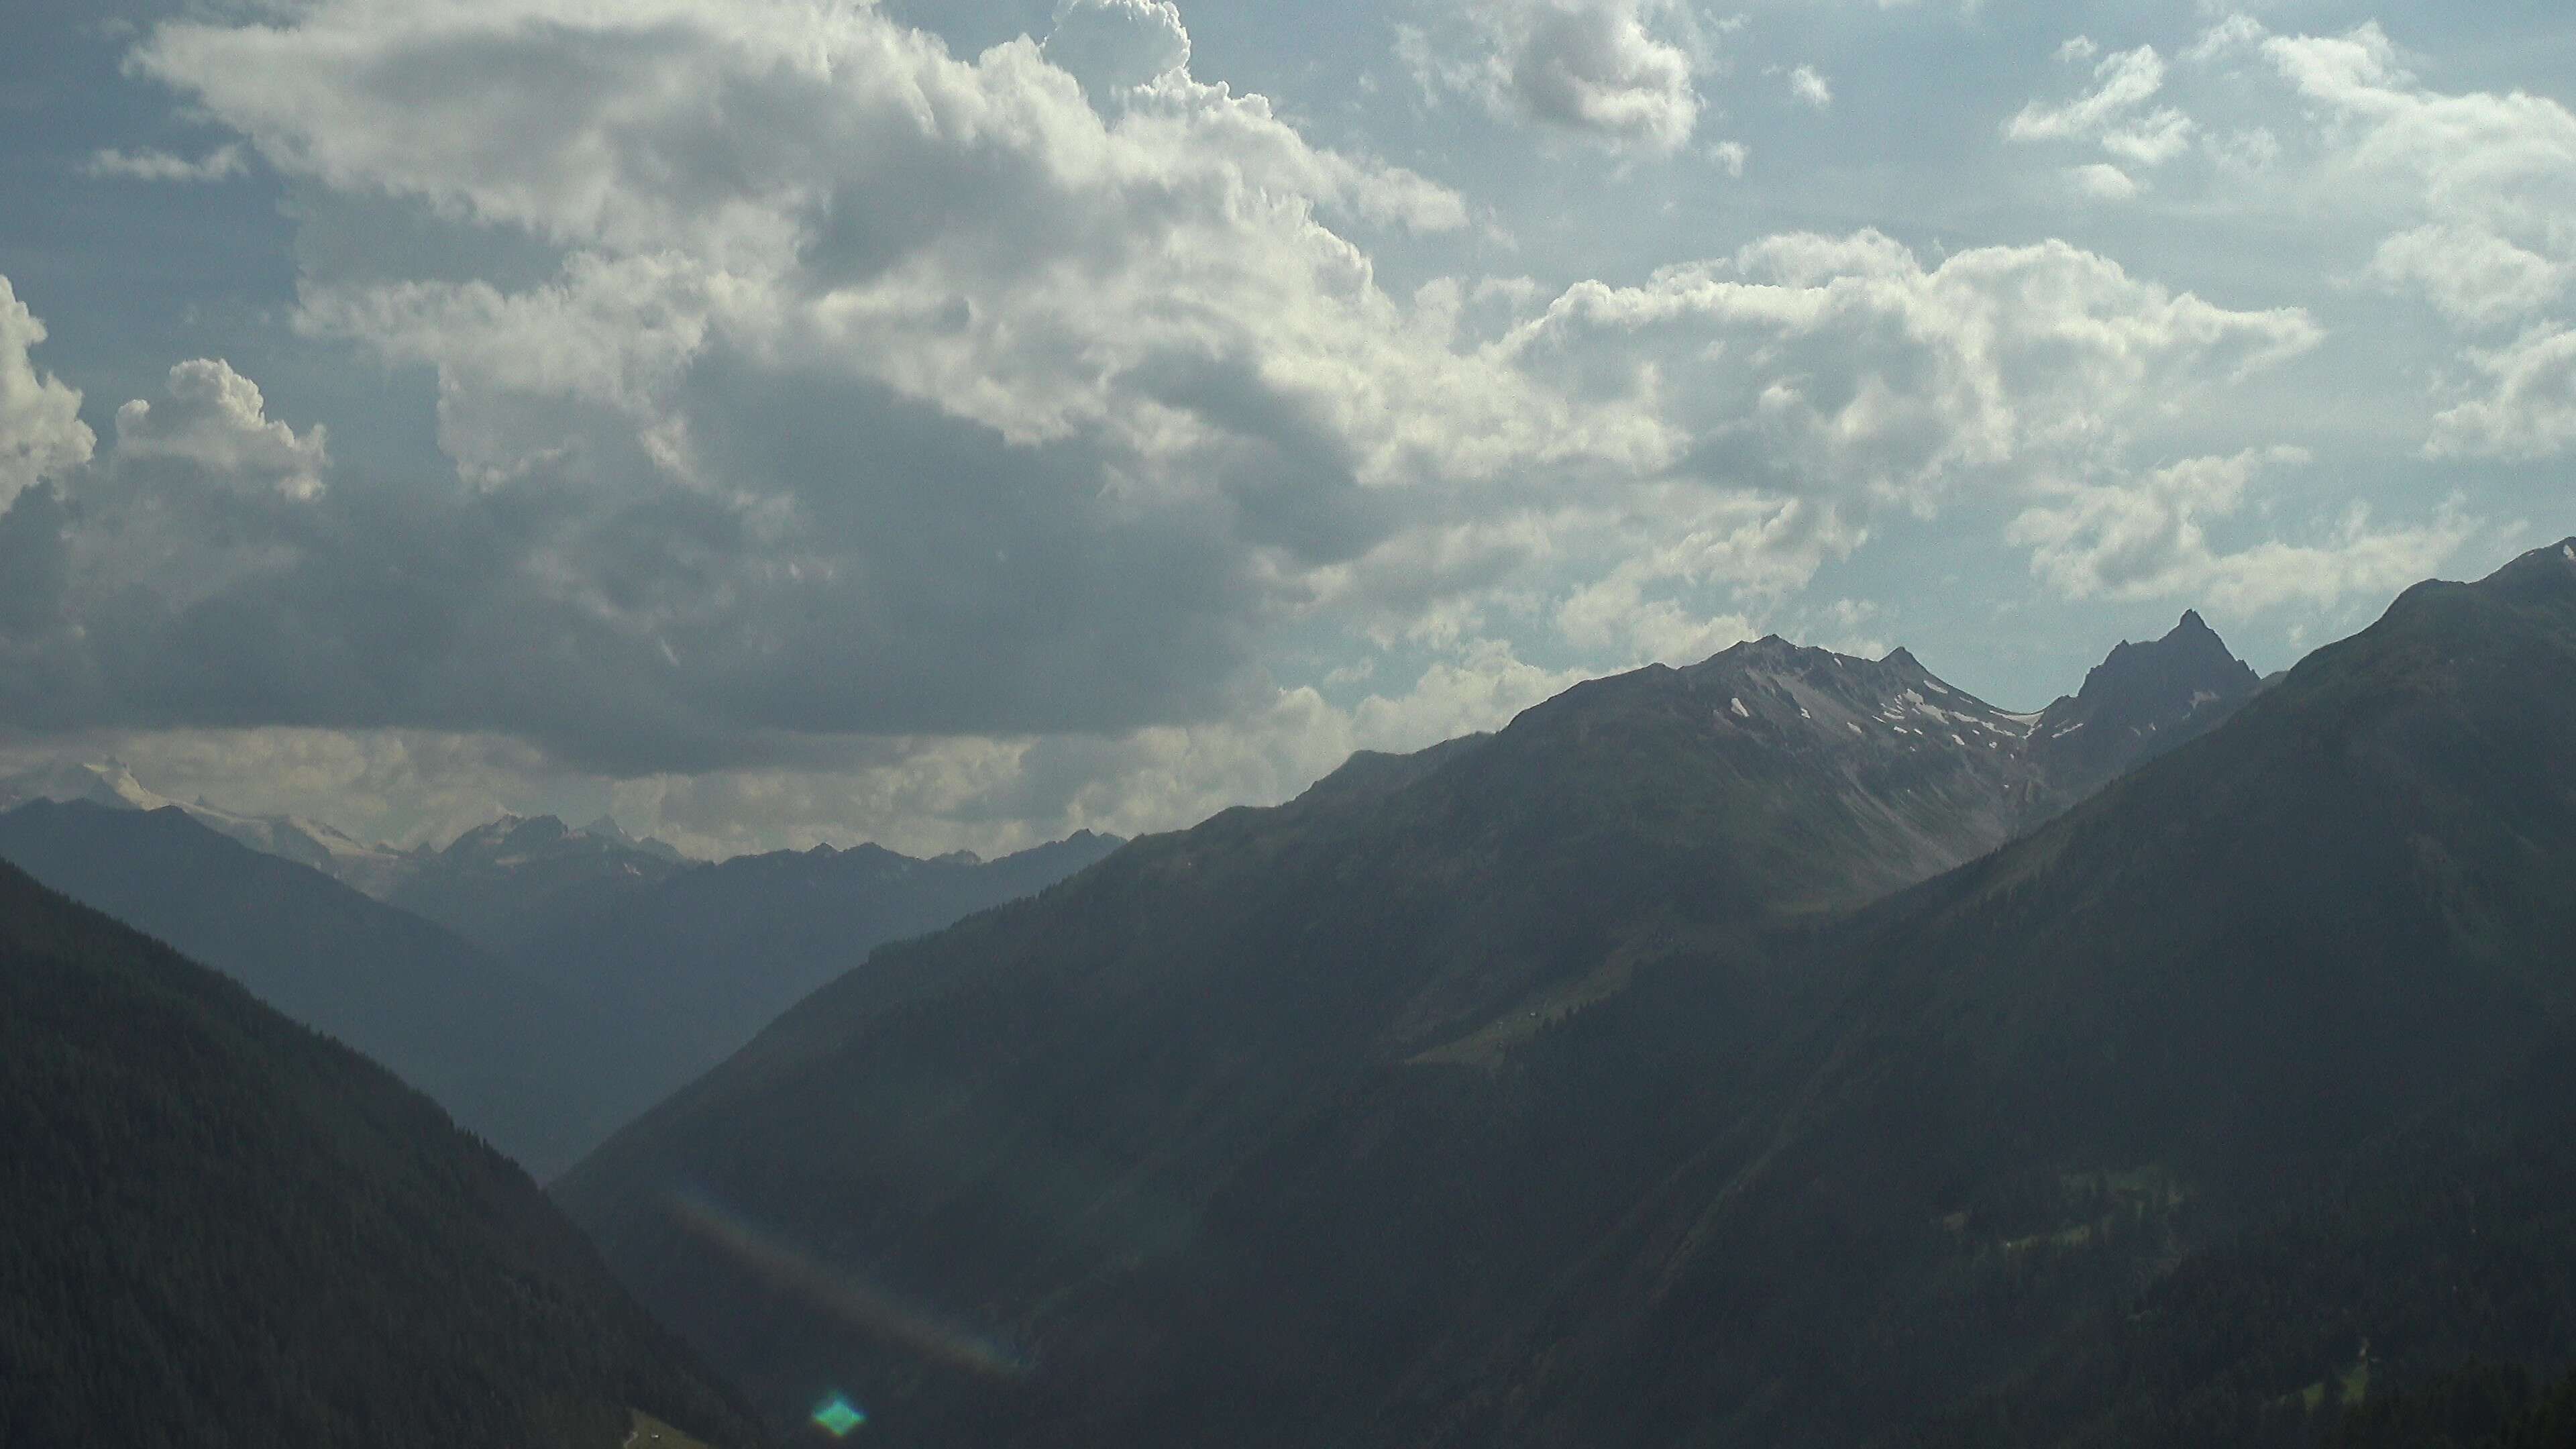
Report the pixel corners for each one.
[0,801,630,1177]
[0,860,765,1449]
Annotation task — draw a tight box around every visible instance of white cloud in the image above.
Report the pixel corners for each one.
[2008,447,2479,610]
[112,359,331,502]
[2182,13,2269,66]
[2102,107,2196,166]
[2009,46,2172,143]
[2202,125,2282,176]
[2008,42,2196,174]
[1408,0,1713,153]
[0,278,95,512]
[2199,19,2576,450]
[2257,22,2576,332]
[2069,162,2141,201]
[1042,0,1192,97]
[2369,225,2568,330]
[1786,64,1832,111]
[83,144,248,183]
[1503,231,2318,518]
[2427,324,2576,460]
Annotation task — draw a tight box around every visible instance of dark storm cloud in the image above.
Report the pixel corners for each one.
[0,341,1324,773]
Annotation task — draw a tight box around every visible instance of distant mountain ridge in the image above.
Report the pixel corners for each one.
[0,761,699,914]
[0,794,1128,1175]
[0,800,633,1177]
[510,828,1128,1091]
[0,758,416,892]
[387,812,696,953]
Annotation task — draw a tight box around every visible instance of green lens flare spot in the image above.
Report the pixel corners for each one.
[812,1393,867,1438]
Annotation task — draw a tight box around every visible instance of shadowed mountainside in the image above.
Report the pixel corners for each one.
[553,614,2284,1440]
[511,829,1127,1093]
[0,859,767,1449]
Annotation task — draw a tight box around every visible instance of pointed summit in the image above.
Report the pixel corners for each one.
[2024,606,2261,814]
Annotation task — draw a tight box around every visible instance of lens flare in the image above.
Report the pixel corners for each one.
[665,1185,1032,1378]
[811,1393,867,1438]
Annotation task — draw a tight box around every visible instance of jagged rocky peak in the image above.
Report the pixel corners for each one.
[441,812,570,858]
[580,813,688,861]
[2074,610,2257,708]
[2022,607,2261,806]
[2047,611,2258,735]
[1679,633,2038,759]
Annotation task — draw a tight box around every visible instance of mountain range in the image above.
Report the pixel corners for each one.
[549,603,2303,1442]
[15,545,2576,1448]
[0,758,418,892]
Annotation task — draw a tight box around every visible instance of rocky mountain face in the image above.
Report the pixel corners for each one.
[551,610,2292,1442]
[386,813,694,954]
[0,759,415,892]
[2019,608,2266,817]
[0,858,767,1449]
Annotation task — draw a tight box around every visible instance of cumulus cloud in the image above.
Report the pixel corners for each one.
[0,0,2369,853]
[2176,17,2576,451]
[1501,231,2318,516]
[2369,226,2567,330]
[2427,325,2576,460]
[1042,0,1192,97]
[1405,0,1715,153]
[2008,447,2480,611]
[2257,21,2576,335]
[113,360,330,502]
[87,0,1518,766]
[0,278,95,512]
[7,0,2302,775]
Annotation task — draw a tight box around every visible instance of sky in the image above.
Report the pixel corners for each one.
[0,0,2570,859]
